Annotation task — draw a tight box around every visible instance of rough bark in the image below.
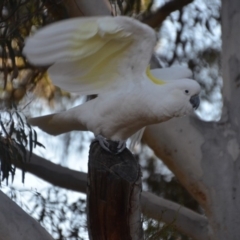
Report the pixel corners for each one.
[87,141,143,240]
[0,191,54,240]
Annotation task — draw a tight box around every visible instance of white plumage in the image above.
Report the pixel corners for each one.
[23,16,201,150]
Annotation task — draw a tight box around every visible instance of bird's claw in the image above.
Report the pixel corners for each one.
[92,135,111,153]
[117,140,126,153]
[92,135,126,154]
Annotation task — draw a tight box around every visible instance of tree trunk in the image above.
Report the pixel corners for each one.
[87,141,143,240]
[203,0,240,239]
[0,191,54,240]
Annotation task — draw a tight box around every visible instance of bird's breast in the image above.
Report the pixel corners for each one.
[81,88,155,141]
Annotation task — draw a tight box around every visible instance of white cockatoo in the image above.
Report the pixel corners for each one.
[23,16,201,153]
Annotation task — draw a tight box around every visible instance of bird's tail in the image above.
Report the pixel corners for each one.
[129,127,145,151]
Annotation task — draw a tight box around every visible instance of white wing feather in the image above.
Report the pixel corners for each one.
[23,17,156,95]
[28,106,87,135]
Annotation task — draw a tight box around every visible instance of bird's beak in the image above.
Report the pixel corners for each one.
[190,95,200,110]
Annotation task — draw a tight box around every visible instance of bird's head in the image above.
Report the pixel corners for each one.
[162,79,201,118]
[148,67,201,118]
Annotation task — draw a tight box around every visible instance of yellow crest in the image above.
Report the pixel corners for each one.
[146,66,165,85]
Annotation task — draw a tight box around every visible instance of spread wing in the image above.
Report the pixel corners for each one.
[28,105,88,136]
[23,16,156,95]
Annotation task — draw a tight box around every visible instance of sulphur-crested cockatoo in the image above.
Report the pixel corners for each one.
[23,16,200,153]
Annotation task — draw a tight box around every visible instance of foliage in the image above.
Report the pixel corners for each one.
[0,0,70,186]
[110,0,154,15]
[0,104,44,184]
[1,0,47,81]
[144,217,190,240]
[0,0,70,104]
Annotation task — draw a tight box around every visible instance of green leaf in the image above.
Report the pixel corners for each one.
[0,117,9,137]
[29,129,33,161]
[15,111,25,128]
[33,129,37,148]
[9,121,14,137]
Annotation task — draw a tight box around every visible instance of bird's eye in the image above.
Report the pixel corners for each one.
[185,90,189,94]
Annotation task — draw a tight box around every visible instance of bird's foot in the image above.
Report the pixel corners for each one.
[116,140,126,153]
[92,135,126,154]
[92,135,111,153]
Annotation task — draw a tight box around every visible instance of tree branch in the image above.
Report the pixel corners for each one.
[141,192,209,240]
[59,0,110,17]
[143,116,213,210]
[10,151,208,240]
[142,0,194,28]
[11,152,87,193]
[0,190,54,240]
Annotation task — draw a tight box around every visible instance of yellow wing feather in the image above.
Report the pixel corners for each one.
[23,17,156,94]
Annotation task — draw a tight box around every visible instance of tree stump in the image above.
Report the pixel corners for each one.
[87,140,143,240]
